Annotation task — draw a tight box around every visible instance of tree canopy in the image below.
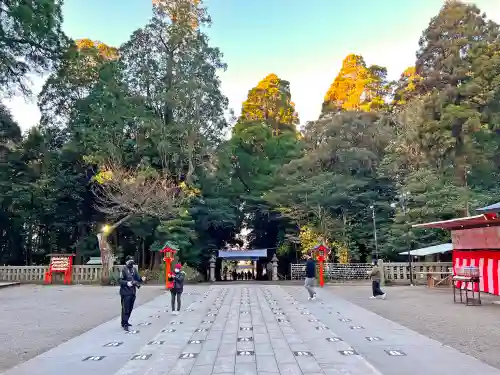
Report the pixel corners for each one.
[3,0,500,276]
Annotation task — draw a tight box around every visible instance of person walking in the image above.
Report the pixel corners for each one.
[368,260,386,299]
[119,256,145,331]
[304,254,317,300]
[168,263,185,315]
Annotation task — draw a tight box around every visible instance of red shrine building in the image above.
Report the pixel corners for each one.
[413,202,500,296]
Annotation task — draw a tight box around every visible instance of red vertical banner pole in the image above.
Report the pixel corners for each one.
[319,260,324,287]
[163,247,177,290]
[165,257,171,289]
[66,256,74,284]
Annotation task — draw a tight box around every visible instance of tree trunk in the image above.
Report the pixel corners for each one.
[141,239,146,268]
[149,250,155,270]
[163,49,174,127]
[97,233,115,284]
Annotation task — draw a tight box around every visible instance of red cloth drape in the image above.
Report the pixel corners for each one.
[453,250,500,295]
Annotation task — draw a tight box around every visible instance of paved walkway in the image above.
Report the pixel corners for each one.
[0,282,20,289]
[2,285,500,375]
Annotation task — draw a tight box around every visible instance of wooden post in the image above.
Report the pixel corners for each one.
[319,260,324,287]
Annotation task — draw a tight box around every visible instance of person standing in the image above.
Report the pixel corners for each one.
[168,263,185,315]
[304,254,317,300]
[119,256,145,331]
[368,260,386,299]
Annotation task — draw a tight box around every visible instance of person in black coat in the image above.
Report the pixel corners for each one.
[304,254,317,300]
[168,263,185,315]
[118,256,144,331]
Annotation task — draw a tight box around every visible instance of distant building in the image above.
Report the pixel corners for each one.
[86,257,102,265]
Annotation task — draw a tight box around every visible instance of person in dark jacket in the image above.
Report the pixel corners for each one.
[118,256,144,331]
[168,263,185,315]
[304,254,317,300]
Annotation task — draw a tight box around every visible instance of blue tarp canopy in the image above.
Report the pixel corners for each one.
[477,202,500,214]
[399,243,452,257]
[218,249,267,260]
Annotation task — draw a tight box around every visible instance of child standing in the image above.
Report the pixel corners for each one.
[168,263,185,315]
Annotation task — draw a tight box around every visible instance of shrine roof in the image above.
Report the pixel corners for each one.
[412,214,500,230]
[45,253,75,257]
[477,202,500,214]
[218,249,267,259]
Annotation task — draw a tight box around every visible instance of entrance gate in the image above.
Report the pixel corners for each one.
[217,249,269,281]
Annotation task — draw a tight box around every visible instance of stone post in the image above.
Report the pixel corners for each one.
[271,254,279,281]
[209,255,216,282]
[378,259,385,287]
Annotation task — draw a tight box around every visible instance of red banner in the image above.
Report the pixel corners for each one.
[453,250,500,295]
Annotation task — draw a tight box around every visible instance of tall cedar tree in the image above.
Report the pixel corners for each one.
[0,0,68,97]
[323,54,389,114]
[237,73,299,136]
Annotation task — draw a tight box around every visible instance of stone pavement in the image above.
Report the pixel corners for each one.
[0,282,20,289]
[2,285,500,375]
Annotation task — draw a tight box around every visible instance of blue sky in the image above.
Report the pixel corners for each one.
[6,0,500,130]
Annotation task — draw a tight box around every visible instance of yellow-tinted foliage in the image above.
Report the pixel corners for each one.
[153,0,200,29]
[94,170,113,184]
[240,73,299,132]
[179,181,201,197]
[402,67,421,92]
[323,54,387,112]
[298,226,333,257]
[299,226,319,256]
[324,54,369,111]
[331,240,350,264]
[75,39,119,61]
[393,66,422,105]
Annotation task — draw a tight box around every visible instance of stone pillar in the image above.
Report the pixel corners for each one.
[378,259,385,287]
[271,254,279,281]
[209,255,216,282]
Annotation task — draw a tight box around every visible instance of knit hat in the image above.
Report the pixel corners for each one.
[175,263,182,269]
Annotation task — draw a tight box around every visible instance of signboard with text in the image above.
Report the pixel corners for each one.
[44,254,74,285]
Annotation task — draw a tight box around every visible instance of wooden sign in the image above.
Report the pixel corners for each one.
[50,257,70,271]
[44,254,74,284]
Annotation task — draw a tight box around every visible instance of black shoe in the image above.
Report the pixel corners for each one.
[122,325,129,331]
[126,323,132,327]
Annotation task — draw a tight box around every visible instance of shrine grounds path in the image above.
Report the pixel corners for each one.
[2,284,500,375]
[326,284,500,370]
[0,284,164,372]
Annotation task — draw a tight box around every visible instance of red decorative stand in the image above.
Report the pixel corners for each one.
[161,243,178,290]
[313,244,330,287]
[44,254,75,284]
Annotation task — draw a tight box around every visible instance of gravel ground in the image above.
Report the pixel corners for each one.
[324,284,500,369]
[0,284,164,372]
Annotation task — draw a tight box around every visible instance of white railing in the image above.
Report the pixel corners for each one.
[384,262,452,284]
[0,262,454,285]
[290,261,453,284]
[0,265,127,284]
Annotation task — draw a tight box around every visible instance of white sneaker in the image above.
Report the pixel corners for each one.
[311,295,317,301]
[381,293,386,300]
[172,311,178,315]
[307,297,312,300]
[370,296,377,299]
